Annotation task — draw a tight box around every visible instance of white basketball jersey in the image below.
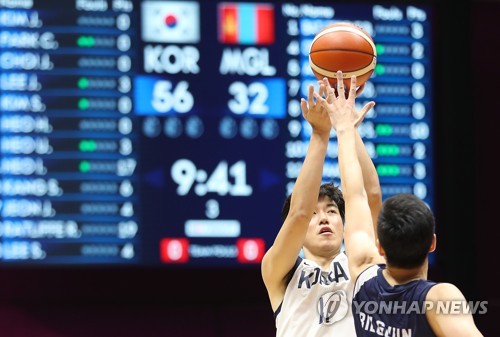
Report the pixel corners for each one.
[275,252,356,337]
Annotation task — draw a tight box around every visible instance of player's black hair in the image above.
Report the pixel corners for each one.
[377,193,435,269]
[281,181,345,224]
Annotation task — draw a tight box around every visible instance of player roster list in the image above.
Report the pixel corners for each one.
[0,0,138,263]
[0,0,433,265]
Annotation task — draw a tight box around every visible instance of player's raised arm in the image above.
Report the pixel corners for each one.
[319,78,382,234]
[261,83,332,311]
[316,72,383,280]
[355,124,382,240]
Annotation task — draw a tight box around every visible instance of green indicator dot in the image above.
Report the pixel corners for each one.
[78,98,90,110]
[77,35,95,47]
[375,124,393,136]
[79,160,91,172]
[376,44,385,55]
[377,164,400,177]
[376,144,400,156]
[375,64,385,75]
[79,140,97,152]
[78,77,89,89]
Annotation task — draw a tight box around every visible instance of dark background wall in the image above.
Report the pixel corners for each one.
[470,0,500,334]
[0,0,497,336]
[434,0,500,334]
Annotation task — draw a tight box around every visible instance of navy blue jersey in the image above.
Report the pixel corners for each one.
[352,264,437,337]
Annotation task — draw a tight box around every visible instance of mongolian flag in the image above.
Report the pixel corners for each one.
[218,3,275,45]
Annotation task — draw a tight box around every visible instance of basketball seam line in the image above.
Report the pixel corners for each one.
[310,25,376,54]
[309,56,376,78]
[310,49,375,56]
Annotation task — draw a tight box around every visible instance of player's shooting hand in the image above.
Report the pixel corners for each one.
[300,83,332,135]
[315,71,375,132]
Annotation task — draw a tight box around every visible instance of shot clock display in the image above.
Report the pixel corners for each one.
[0,0,433,266]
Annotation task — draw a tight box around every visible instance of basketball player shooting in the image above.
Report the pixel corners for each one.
[261,76,381,336]
[315,70,484,337]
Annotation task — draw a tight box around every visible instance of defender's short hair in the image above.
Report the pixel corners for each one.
[377,194,435,268]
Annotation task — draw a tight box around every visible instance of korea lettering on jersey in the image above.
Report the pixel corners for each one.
[298,260,350,324]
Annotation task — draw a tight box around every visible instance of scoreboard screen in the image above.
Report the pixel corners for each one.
[0,0,433,266]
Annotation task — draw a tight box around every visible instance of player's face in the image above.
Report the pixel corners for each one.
[303,196,344,256]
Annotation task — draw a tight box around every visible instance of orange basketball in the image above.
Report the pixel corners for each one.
[309,22,377,93]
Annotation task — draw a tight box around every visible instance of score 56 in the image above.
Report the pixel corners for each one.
[227,79,286,118]
[152,80,193,113]
[134,77,194,115]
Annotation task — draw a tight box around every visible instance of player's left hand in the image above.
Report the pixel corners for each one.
[300,83,332,135]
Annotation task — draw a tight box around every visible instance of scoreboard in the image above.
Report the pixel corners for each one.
[0,0,433,266]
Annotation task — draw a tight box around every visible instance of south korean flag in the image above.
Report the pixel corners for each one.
[141,1,200,43]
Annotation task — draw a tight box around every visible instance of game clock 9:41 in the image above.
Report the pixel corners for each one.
[170,159,253,197]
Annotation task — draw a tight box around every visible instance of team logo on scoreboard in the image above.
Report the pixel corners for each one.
[218,3,274,45]
[141,1,200,43]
